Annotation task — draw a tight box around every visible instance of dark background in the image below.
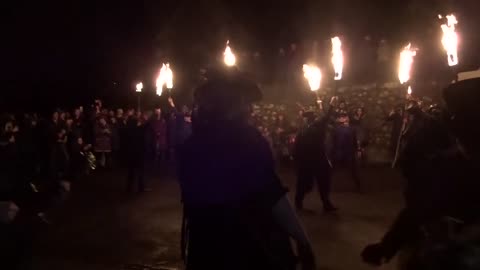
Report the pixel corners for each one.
[1,0,479,111]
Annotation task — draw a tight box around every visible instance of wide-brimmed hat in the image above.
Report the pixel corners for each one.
[194,68,262,115]
[443,78,480,118]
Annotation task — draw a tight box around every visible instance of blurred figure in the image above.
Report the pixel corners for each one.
[150,107,168,165]
[123,116,147,193]
[94,117,112,168]
[180,70,314,270]
[386,105,404,158]
[350,107,369,165]
[331,114,361,191]
[50,128,69,182]
[294,97,337,213]
[362,79,480,268]
[70,137,92,181]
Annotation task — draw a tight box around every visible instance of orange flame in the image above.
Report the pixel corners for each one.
[398,43,416,84]
[224,40,236,67]
[156,63,173,96]
[303,64,322,91]
[441,14,459,66]
[331,37,344,80]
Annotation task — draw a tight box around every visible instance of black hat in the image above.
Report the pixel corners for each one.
[443,78,480,117]
[194,68,262,115]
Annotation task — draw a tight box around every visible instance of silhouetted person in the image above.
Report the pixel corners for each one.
[331,114,361,191]
[362,79,480,267]
[123,117,147,193]
[294,98,337,212]
[179,69,315,270]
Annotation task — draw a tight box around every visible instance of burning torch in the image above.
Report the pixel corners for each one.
[303,64,322,106]
[440,14,459,67]
[156,63,174,97]
[331,36,344,94]
[224,40,236,67]
[135,82,143,112]
[392,43,416,168]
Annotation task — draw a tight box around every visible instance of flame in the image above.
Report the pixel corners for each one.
[398,43,416,84]
[407,86,412,95]
[303,64,322,91]
[163,63,173,89]
[136,82,143,93]
[441,14,459,66]
[224,40,236,67]
[156,63,173,96]
[331,37,344,80]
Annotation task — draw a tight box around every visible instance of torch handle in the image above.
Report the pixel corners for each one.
[391,84,409,168]
[137,94,141,113]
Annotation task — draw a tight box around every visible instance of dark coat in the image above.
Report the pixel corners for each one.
[121,119,146,167]
[179,120,295,270]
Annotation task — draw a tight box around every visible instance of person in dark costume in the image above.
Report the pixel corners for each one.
[123,116,147,193]
[331,113,361,191]
[362,78,480,268]
[294,98,337,212]
[179,68,315,270]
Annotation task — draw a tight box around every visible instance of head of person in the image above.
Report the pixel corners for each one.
[52,111,59,121]
[339,100,346,110]
[154,108,162,118]
[4,121,13,133]
[66,118,73,128]
[116,108,124,118]
[337,113,350,126]
[59,111,66,120]
[99,117,107,126]
[303,111,316,124]
[94,99,102,108]
[182,105,189,114]
[290,43,297,51]
[395,105,404,115]
[74,108,81,118]
[355,107,364,117]
[193,68,262,127]
[108,110,115,118]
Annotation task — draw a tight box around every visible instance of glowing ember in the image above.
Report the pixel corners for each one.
[224,40,236,67]
[303,64,322,91]
[135,82,143,93]
[407,86,412,95]
[398,43,416,84]
[156,63,174,96]
[440,14,459,66]
[331,37,344,80]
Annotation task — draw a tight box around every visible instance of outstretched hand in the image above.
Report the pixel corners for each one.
[330,96,339,107]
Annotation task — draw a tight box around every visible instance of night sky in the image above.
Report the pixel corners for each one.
[1,0,479,110]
